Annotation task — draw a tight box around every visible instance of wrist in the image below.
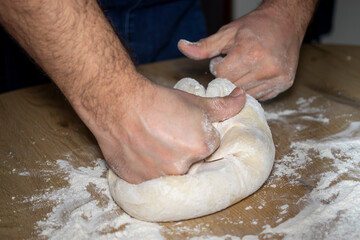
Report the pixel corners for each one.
[258,0,317,45]
[72,69,153,135]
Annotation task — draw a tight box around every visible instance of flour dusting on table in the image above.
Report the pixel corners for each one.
[34,159,164,240]
[251,96,360,239]
[30,96,360,239]
[257,126,360,239]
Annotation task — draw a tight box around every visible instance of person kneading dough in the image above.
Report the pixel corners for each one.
[108,78,275,222]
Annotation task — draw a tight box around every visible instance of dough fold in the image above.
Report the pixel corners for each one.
[108,78,275,222]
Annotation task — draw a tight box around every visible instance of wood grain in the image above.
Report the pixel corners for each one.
[0,44,359,239]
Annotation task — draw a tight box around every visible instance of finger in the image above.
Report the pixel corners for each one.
[241,77,268,91]
[232,70,272,90]
[199,87,246,122]
[211,50,253,81]
[258,91,278,101]
[177,39,222,60]
[247,76,293,100]
[213,50,277,87]
[246,83,273,99]
[177,30,234,60]
[209,56,224,76]
[258,84,288,101]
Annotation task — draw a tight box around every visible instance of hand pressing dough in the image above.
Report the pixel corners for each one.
[108,78,275,222]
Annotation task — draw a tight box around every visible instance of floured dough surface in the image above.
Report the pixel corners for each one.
[108,78,275,222]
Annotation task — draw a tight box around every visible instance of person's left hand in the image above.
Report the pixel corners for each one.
[178,5,303,101]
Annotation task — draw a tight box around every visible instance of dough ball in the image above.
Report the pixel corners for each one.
[108,78,275,222]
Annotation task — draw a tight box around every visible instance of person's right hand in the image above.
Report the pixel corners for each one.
[91,74,245,184]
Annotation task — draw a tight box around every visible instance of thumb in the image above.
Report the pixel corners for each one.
[200,87,246,122]
[178,34,228,60]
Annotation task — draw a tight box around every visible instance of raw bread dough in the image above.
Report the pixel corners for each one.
[108,78,275,222]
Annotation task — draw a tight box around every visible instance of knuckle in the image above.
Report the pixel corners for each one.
[199,141,212,157]
[241,51,263,68]
[189,137,211,158]
[281,71,295,89]
[284,79,294,90]
[265,61,281,77]
[249,48,265,60]
[211,98,228,112]
[287,75,295,86]
[172,162,189,175]
[190,134,214,159]
[288,70,296,83]
[164,164,185,176]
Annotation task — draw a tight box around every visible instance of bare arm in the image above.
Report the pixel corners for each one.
[0,0,138,122]
[179,0,318,100]
[260,0,318,42]
[0,0,245,183]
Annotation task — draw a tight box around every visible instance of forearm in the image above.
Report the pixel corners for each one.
[259,0,318,43]
[0,0,142,128]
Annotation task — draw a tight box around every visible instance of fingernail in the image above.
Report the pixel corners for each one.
[229,87,244,97]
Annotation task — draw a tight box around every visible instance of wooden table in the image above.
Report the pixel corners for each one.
[1,44,359,239]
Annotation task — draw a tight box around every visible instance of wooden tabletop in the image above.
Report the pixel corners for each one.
[1,44,359,239]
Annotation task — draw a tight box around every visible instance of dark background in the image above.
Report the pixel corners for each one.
[0,0,336,93]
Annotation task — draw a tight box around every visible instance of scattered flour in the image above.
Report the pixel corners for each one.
[30,96,359,239]
[265,96,330,124]
[279,204,289,215]
[34,159,164,240]
[190,235,241,240]
[261,180,360,239]
[249,96,360,239]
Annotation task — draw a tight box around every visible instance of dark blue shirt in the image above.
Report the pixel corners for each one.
[1,0,206,91]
